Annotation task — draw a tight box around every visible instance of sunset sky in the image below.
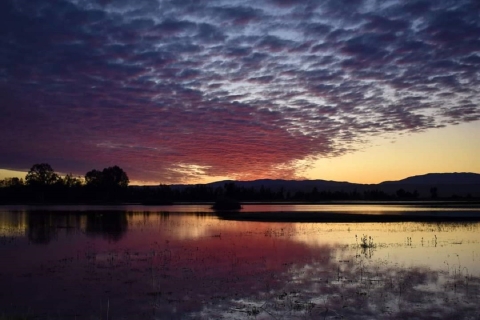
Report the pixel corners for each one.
[1,0,479,185]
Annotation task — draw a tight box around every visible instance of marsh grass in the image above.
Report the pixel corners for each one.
[194,233,480,320]
[355,234,377,258]
[205,257,480,320]
[358,234,376,249]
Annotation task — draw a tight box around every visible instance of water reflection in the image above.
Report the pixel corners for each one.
[201,256,480,319]
[26,213,59,244]
[0,209,479,319]
[0,211,129,243]
[84,212,128,241]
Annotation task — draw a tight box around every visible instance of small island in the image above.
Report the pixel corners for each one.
[212,198,242,211]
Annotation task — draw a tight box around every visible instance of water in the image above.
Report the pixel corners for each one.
[1,204,480,319]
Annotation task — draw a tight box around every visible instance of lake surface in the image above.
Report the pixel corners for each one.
[1,204,480,319]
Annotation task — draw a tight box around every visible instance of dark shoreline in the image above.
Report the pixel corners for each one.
[2,200,480,206]
[2,201,480,223]
[215,211,480,223]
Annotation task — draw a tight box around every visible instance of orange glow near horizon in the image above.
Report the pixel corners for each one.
[1,123,479,185]
[304,121,480,184]
[0,169,26,181]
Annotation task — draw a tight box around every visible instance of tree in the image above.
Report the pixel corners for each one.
[85,166,129,188]
[0,177,24,187]
[84,165,129,202]
[62,174,83,188]
[102,166,129,188]
[25,163,59,186]
[85,169,103,187]
[430,187,438,199]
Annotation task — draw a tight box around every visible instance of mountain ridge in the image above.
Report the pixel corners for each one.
[380,172,480,185]
[168,172,480,198]
[201,172,480,187]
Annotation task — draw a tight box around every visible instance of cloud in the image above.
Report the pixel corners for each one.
[1,0,479,183]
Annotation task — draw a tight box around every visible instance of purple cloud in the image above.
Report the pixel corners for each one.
[1,0,479,183]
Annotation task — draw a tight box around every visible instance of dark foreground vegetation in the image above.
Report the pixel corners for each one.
[1,163,479,204]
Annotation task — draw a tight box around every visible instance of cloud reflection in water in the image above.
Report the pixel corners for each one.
[0,210,479,319]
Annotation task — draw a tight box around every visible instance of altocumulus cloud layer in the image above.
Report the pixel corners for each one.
[1,0,480,182]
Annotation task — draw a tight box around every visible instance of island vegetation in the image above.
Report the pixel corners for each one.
[212,197,242,210]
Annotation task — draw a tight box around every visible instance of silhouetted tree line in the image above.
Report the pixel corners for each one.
[0,163,130,203]
[0,164,475,204]
[128,183,431,203]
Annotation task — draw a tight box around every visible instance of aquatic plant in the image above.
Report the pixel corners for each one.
[360,234,375,249]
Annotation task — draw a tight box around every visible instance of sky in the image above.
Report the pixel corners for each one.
[1,0,480,185]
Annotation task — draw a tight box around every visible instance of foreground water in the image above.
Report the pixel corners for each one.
[1,204,480,319]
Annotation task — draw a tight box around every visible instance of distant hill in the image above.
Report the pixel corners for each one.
[380,172,480,185]
[168,172,480,198]
[377,172,480,198]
